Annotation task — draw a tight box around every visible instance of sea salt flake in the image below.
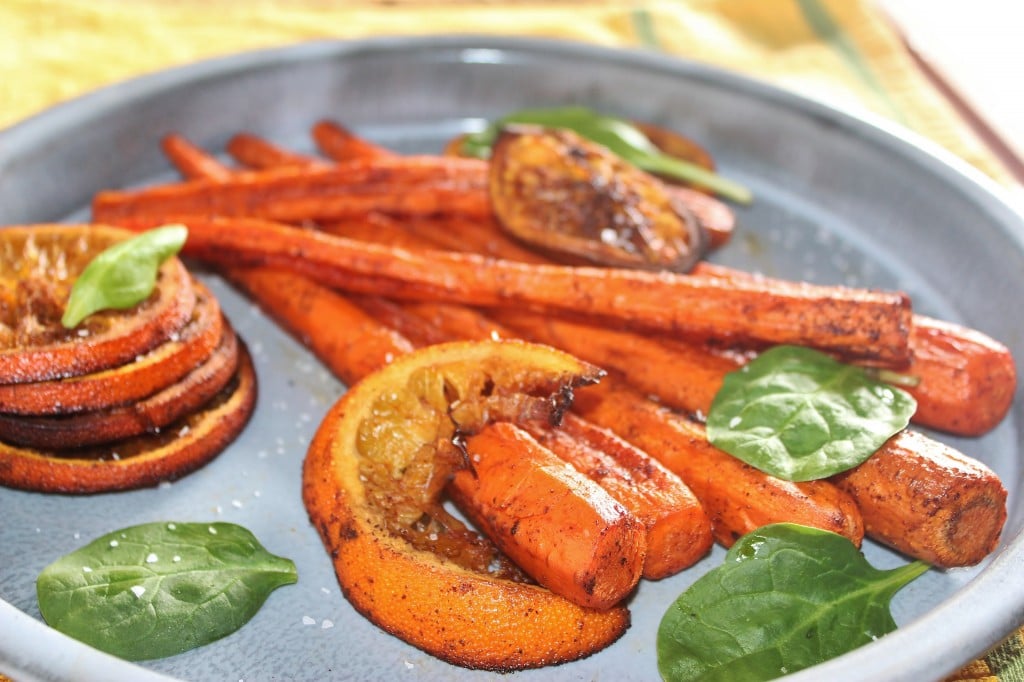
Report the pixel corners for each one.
[167,523,177,530]
[208,526,218,534]
[82,566,93,573]
[131,585,146,598]
[146,553,158,564]
[302,616,316,626]
[321,619,334,629]
[173,555,182,563]
[109,540,119,547]
[231,499,243,509]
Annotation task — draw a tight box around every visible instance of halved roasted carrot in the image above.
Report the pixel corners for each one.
[522,413,713,579]
[108,216,912,364]
[450,421,646,610]
[572,376,866,548]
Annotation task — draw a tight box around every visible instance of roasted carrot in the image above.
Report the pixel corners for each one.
[160,134,234,182]
[692,261,1017,436]
[312,119,398,162]
[226,132,329,171]
[158,135,416,385]
[571,376,866,547]
[225,268,414,386]
[831,429,1008,567]
[449,421,647,610]
[108,215,912,364]
[522,413,713,579]
[93,156,492,224]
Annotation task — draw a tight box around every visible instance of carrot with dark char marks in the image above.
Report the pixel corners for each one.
[104,215,912,364]
[449,421,647,610]
[521,413,714,579]
[93,156,492,224]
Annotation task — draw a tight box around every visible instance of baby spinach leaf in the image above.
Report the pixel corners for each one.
[37,521,297,661]
[705,345,916,481]
[62,224,188,328]
[459,106,752,204]
[657,523,929,682]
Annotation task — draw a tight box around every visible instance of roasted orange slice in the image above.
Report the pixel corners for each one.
[0,224,195,384]
[303,339,630,671]
[0,322,239,449]
[488,128,707,272]
[0,280,224,415]
[0,340,256,494]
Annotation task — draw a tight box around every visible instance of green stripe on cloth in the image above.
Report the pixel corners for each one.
[630,8,661,50]
[984,628,1024,681]
[796,0,906,124]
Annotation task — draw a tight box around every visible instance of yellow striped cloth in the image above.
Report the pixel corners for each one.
[1,1,1021,680]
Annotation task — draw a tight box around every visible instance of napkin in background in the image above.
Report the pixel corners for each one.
[1,1,1021,680]
[0,0,1015,186]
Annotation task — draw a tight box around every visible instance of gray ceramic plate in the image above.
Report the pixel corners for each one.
[0,36,1021,682]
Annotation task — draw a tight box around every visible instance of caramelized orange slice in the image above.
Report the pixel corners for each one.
[0,340,256,494]
[0,224,195,383]
[0,322,239,449]
[303,340,630,671]
[488,128,707,272]
[0,280,223,415]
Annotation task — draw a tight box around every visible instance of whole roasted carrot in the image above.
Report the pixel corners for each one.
[449,421,647,610]
[108,215,912,364]
[93,156,492,224]
[831,430,1007,567]
[312,119,399,162]
[226,268,414,386]
[571,376,866,548]
[522,413,714,579]
[226,132,329,171]
[161,134,234,182]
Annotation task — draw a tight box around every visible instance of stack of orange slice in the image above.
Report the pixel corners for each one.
[0,224,256,493]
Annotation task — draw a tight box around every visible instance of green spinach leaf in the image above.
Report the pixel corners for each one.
[37,521,297,661]
[459,106,752,204]
[62,224,188,328]
[657,523,929,682]
[705,345,916,481]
